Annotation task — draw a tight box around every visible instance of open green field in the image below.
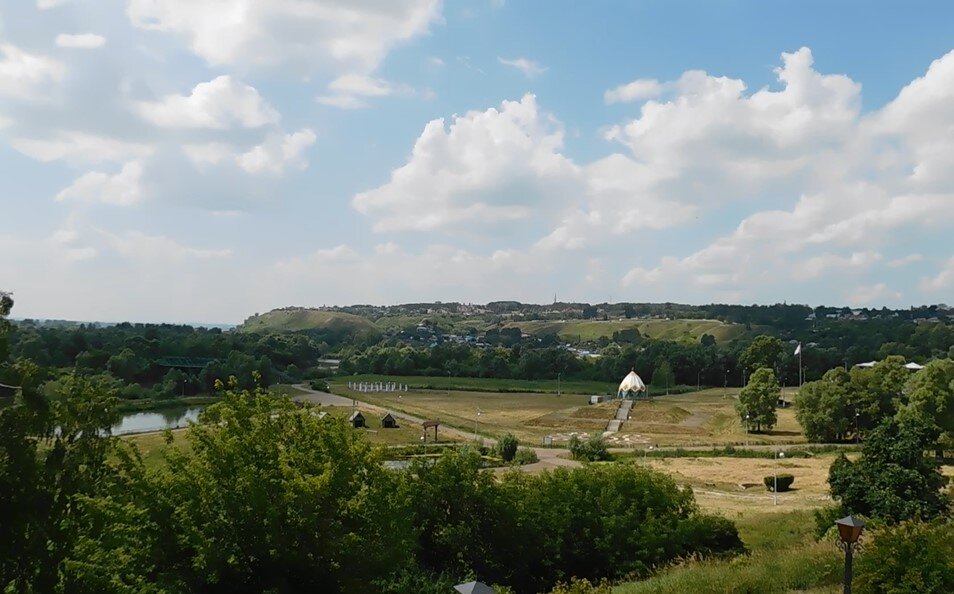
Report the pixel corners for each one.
[330,374,616,395]
[503,318,748,343]
[335,384,808,447]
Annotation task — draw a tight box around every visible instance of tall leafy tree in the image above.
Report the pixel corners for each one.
[795,368,854,442]
[736,367,778,432]
[739,335,785,375]
[901,359,954,456]
[828,412,949,523]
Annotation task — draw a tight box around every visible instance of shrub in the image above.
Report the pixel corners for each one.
[855,520,954,594]
[569,434,610,462]
[497,433,519,462]
[763,474,794,492]
[309,379,330,392]
[549,577,613,593]
[512,447,538,465]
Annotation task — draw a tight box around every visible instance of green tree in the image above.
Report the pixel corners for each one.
[736,367,778,432]
[739,335,784,375]
[796,368,854,442]
[828,413,949,523]
[0,370,126,592]
[497,433,519,462]
[148,385,412,593]
[849,356,907,430]
[901,359,954,456]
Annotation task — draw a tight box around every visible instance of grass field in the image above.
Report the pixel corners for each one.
[334,383,809,447]
[615,509,843,593]
[330,374,616,395]
[639,453,839,515]
[503,318,748,343]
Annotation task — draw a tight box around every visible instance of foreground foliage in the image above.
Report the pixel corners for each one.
[1,377,743,593]
[855,520,954,594]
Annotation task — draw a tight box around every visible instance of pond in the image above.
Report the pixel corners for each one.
[112,406,205,435]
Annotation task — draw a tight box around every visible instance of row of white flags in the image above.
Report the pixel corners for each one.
[348,381,408,393]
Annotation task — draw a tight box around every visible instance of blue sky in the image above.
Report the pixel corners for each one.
[2,0,953,323]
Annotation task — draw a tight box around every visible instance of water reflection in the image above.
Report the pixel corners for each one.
[112,407,204,435]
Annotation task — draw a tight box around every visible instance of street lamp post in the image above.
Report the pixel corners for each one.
[835,516,866,594]
[644,444,654,462]
[557,372,562,397]
[474,408,481,443]
[745,414,749,447]
[774,450,785,505]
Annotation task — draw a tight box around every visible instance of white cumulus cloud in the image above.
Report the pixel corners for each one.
[353,94,579,231]
[126,0,443,74]
[55,161,145,206]
[135,75,280,129]
[0,43,64,99]
[236,128,317,174]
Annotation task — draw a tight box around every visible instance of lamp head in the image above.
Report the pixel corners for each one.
[835,515,866,544]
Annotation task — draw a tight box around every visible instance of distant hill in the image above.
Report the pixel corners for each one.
[239,308,381,341]
[503,318,748,343]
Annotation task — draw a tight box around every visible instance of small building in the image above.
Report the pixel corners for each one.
[589,395,604,405]
[381,412,398,428]
[349,411,366,428]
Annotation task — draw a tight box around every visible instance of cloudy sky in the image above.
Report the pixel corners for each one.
[2,1,953,323]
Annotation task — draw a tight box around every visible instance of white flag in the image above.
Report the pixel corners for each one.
[794,343,802,356]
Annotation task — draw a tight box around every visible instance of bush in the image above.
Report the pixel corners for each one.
[512,447,538,465]
[497,433,519,462]
[309,379,330,392]
[549,577,613,593]
[569,434,610,462]
[855,520,954,594]
[763,474,794,492]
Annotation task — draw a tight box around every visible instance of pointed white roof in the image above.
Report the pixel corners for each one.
[618,370,646,393]
[904,362,924,370]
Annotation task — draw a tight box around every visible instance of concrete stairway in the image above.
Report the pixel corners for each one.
[605,399,634,433]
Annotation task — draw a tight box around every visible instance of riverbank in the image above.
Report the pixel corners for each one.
[116,396,220,413]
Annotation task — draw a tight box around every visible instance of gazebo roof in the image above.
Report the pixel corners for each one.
[454,582,495,594]
[618,370,646,393]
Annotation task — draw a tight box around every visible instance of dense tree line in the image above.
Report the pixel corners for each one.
[340,340,746,388]
[0,378,743,593]
[5,318,326,399]
[796,357,954,451]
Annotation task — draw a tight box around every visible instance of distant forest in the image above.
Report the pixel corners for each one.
[2,298,952,403]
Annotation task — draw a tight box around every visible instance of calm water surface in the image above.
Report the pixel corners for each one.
[112,406,205,435]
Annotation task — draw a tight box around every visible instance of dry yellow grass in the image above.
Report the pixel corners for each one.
[637,454,847,516]
[340,385,812,447]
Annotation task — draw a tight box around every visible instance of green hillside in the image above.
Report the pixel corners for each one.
[239,308,380,337]
[503,318,747,343]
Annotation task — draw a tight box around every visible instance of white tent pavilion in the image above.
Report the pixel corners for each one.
[618,370,647,398]
[904,362,925,370]
[854,361,877,368]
